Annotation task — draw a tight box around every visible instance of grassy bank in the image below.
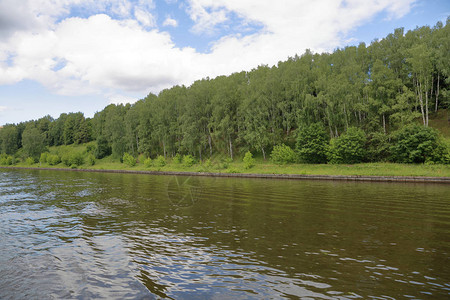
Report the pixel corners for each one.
[10,152,450,178]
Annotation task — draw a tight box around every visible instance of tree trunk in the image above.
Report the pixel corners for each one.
[425,88,429,126]
[229,138,233,160]
[435,73,440,112]
[163,140,166,158]
[208,134,212,157]
[418,80,426,126]
[383,114,386,134]
[261,146,266,160]
[199,147,202,161]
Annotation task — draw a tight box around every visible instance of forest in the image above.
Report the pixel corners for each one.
[1,20,449,166]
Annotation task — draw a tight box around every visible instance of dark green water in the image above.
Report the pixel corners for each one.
[0,169,449,299]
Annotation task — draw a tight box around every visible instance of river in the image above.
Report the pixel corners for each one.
[0,169,449,299]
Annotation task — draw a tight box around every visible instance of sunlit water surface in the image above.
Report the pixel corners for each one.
[0,169,449,299]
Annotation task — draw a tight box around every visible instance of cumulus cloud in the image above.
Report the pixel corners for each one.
[0,0,417,100]
[163,16,178,27]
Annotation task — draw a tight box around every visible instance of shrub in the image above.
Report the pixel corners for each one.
[154,155,166,167]
[328,127,367,164]
[47,154,61,166]
[243,151,255,169]
[87,154,95,166]
[296,123,328,163]
[62,153,72,166]
[183,154,195,167]
[0,155,14,165]
[40,152,48,164]
[271,144,296,164]
[390,124,449,164]
[221,157,233,169]
[95,136,111,159]
[144,157,152,167]
[26,157,35,165]
[366,132,390,162]
[204,158,212,168]
[71,152,85,166]
[123,152,136,167]
[173,153,182,164]
[86,144,96,154]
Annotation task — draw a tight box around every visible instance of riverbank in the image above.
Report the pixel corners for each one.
[2,165,450,183]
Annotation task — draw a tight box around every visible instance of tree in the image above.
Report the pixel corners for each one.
[0,125,19,155]
[296,123,328,163]
[22,126,46,159]
[328,127,367,164]
[390,124,449,163]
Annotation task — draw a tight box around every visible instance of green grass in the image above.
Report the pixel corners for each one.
[428,109,450,138]
[12,155,450,177]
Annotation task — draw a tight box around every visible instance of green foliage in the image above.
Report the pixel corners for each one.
[328,127,367,164]
[26,157,35,165]
[221,157,233,169]
[204,158,212,168]
[271,144,296,164]
[366,132,391,162]
[173,153,182,164]
[122,152,136,167]
[40,152,48,164]
[86,144,96,154]
[182,155,195,167]
[0,154,15,165]
[154,155,166,167]
[87,154,95,166]
[22,126,46,160]
[390,124,449,164]
[95,136,111,159]
[71,152,84,166]
[243,151,255,169]
[296,123,328,163]
[47,154,61,165]
[62,151,84,166]
[144,157,152,168]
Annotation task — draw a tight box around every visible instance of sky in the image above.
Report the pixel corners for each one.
[0,0,449,125]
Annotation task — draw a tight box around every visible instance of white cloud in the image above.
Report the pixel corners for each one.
[0,0,417,100]
[134,7,156,27]
[163,16,178,27]
[0,106,7,112]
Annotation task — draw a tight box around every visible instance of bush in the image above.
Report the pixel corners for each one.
[86,144,96,154]
[144,157,152,167]
[204,158,212,168]
[173,153,182,164]
[62,153,71,166]
[26,157,35,165]
[123,152,136,167]
[154,155,166,167]
[183,155,195,167]
[0,155,14,165]
[390,124,449,164]
[95,136,111,159]
[271,144,296,164]
[40,152,48,164]
[47,154,61,166]
[296,123,328,163]
[71,152,84,166]
[87,154,95,166]
[243,151,255,169]
[366,132,391,162]
[221,157,233,169]
[328,127,367,164]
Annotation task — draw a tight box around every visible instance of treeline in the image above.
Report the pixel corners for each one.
[1,20,449,165]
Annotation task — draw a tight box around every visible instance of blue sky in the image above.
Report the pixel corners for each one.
[0,0,448,125]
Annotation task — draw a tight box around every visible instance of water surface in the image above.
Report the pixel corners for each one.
[0,169,449,299]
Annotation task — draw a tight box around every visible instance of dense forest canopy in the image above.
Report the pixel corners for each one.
[1,20,449,164]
